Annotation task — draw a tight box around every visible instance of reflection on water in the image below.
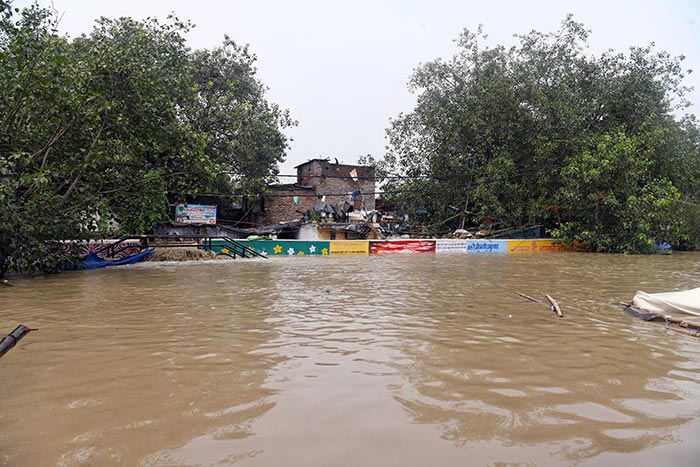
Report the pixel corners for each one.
[2,253,700,466]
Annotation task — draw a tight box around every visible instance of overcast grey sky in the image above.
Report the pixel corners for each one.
[20,0,700,175]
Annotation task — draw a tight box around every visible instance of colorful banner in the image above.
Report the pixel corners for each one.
[369,240,436,254]
[175,204,217,224]
[466,240,509,254]
[330,241,369,256]
[436,240,468,253]
[507,239,567,253]
[207,238,573,258]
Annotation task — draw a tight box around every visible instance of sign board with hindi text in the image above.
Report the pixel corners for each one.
[466,240,509,254]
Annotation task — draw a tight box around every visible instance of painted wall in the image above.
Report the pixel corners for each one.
[57,240,145,260]
[208,238,573,258]
[238,240,330,256]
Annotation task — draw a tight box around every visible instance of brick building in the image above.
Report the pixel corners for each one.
[259,159,375,226]
[296,159,376,211]
[259,183,316,227]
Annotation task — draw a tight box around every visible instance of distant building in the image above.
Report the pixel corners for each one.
[258,183,316,227]
[296,159,375,211]
[259,159,376,226]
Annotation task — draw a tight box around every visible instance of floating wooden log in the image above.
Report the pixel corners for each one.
[649,321,700,338]
[545,293,564,318]
[515,292,540,303]
[516,291,563,318]
[663,316,700,330]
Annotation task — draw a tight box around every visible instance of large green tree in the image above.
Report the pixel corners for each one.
[0,1,293,277]
[186,38,294,194]
[379,15,700,253]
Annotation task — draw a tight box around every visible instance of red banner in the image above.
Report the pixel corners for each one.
[369,240,436,254]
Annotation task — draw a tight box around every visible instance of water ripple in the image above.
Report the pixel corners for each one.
[2,254,700,465]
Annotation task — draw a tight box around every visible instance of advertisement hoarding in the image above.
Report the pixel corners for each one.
[175,204,217,225]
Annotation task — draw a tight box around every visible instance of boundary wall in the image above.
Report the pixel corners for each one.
[209,238,575,257]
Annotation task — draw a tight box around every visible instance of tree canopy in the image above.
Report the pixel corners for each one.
[0,1,294,276]
[375,15,700,253]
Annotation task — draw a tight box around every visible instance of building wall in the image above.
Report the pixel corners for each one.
[317,228,346,240]
[297,160,375,211]
[261,160,376,227]
[261,186,318,225]
[298,223,319,240]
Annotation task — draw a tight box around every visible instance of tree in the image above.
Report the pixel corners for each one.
[553,130,683,252]
[186,38,295,194]
[0,1,293,277]
[379,15,700,252]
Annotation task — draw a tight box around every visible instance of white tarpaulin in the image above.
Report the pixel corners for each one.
[632,287,700,317]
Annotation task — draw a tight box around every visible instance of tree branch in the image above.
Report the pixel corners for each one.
[56,119,106,208]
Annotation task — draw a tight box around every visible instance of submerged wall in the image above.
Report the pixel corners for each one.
[68,238,575,261]
[210,238,575,257]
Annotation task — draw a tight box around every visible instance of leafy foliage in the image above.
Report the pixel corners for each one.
[186,38,295,194]
[379,15,700,253]
[0,1,293,276]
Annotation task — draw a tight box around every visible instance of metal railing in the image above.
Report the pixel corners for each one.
[91,235,267,260]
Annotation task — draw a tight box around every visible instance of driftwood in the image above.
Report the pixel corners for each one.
[515,292,540,303]
[516,291,564,317]
[663,316,700,330]
[545,294,564,318]
[649,321,700,338]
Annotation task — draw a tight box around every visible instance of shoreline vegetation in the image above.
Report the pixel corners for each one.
[2,2,699,280]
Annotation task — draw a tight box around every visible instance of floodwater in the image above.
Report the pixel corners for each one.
[2,253,700,466]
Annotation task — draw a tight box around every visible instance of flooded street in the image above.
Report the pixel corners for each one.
[2,253,700,466]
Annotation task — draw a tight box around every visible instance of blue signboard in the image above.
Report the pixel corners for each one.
[175,204,217,224]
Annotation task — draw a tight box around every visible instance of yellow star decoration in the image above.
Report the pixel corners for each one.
[321,248,328,255]
[221,247,229,254]
[298,251,305,256]
[273,244,282,254]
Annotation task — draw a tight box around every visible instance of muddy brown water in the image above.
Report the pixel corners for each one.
[2,253,700,466]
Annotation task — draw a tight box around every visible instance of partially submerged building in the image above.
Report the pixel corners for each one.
[155,159,382,240]
[257,159,380,240]
[260,159,375,224]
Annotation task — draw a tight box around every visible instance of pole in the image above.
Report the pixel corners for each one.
[0,325,36,359]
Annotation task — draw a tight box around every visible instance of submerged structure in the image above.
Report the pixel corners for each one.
[631,287,700,317]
